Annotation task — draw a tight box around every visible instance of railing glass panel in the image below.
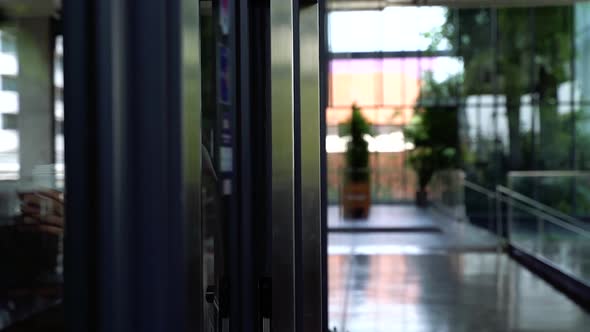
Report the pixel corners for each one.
[498,185,590,285]
[508,171,590,223]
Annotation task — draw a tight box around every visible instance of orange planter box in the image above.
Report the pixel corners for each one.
[342,182,371,219]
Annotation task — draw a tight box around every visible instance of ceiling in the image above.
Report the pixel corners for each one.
[329,0,590,10]
[0,0,61,18]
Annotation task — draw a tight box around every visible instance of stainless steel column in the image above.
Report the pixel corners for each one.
[64,0,203,329]
[181,0,202,329]
[299,3,322,332]
[271,0,323,330]
[270,0,296,330]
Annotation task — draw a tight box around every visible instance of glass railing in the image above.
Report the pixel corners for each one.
[508,171,590,223]
[430,170,590,285]
[464,180,496,234]
[429,169,466,221]
[430,170,499,235]
[497,185,590,285]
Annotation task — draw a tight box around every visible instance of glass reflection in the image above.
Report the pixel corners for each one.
[0,2,64,328]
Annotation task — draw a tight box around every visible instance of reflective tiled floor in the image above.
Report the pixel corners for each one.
[329,205,438,230]
[329,205,499,254]
[328,205,590,332]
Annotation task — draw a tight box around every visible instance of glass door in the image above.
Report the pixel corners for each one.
[200,1,221,329]
[200,0,234,330]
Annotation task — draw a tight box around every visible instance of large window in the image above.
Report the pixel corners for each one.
[328,7,450,53]
[327,7,462,203]
[327,5,589,204]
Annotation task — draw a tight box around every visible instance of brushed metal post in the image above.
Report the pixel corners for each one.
[537,215,545,252]
[488,195,494,232]
[181,0,202,329]
[299,3,322,332]
[496,189,503,251]
[270,0,296,331]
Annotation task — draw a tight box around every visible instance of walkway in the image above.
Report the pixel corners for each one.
[328,205,590,332]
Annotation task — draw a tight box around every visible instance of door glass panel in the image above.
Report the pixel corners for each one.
[0,2,65,328]
[200,1,222,330]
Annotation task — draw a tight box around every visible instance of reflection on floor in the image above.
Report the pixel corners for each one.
[328,205,590,332]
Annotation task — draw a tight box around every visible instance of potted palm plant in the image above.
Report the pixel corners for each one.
[341,104,372,219]
[404,73,460,206]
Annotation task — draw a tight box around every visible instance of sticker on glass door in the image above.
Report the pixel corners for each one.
[219,45,230,105]
[220,0,230,35]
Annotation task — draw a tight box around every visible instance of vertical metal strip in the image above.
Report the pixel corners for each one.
[299,4,322,332]
[570,7,577,214]
[507,177,513,241]
[227,0,242,329]
[529,9,537,171]
[318,0,328,329]
[270,0,296,330]
[181,0,202,329]
[165,0,185,330]
[96,0,129,329]
[63,0,96,329]
[294,0,303,326]
[237,0,255,329]
[492,8,500,171]
[570,6,576,170]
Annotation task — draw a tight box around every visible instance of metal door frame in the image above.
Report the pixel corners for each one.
[63,0,326,330]
[269,0,325,331]
[63,0,201,331]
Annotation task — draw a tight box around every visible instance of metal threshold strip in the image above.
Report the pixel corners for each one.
[328,226,441,233]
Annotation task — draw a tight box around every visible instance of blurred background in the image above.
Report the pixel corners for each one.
[327,2,590,332]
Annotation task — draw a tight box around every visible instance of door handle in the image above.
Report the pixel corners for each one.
[205,285,216,303]
[205,284,220,312]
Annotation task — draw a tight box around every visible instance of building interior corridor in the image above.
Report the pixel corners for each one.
[325,1,590,330]
[327,206,590,332]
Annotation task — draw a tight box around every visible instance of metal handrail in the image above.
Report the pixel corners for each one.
[464,180,495,198]
[496,187,590,238]
[508,170,590,178]
[496,185,587,229]
[454,178,589,237]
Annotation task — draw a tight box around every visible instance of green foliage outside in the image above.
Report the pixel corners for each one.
[423,6,590,219]
[427,7,573,177]
[405,73,460,191]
